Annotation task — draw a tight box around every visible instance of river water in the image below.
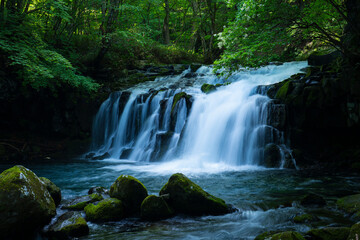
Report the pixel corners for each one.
[1,62,358,239]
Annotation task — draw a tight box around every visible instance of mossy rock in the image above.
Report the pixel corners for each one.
[293,214,317,223]
[84,198,124,222]
[306,227,350,240]
[141,195,174,220]
[337,194,360,217]
[159,173,233,216]
[40,177,61,206]
[271,231,305,240]
[300,193,326,207]
[275,80,291,100]
[171,92,192,113]
[254,231,281,240]
[47,211,89,239]
[63,193,103,210]
[109,175,148,215]
[0,165,56,238]
[348,222,360,240]
[201,83,217,94]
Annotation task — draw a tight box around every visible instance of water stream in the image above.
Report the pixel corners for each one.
[1,62,357,239]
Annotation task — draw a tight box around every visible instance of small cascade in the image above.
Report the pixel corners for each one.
[90,89,191,161]
[89,62,307,167]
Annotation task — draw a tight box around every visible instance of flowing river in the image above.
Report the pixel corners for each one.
[1,62,358,239]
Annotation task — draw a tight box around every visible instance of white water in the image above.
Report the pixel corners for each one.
[90,61,307,171]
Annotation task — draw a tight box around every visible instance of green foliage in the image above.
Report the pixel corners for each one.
[215,0,346,70]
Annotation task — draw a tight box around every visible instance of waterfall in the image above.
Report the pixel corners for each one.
[89,62,307,167]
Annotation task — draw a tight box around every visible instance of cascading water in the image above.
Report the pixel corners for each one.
[89,61,307,168]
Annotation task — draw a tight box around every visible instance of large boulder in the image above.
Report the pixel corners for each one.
[109,175,148,215]
[337,194,360,217]
[0,165,56,238]
[255,231,305,240]
[159,173,233,216]
[46,211,89,239]
[348,222,360,240]
[63,193,103,210]
[84,198,124,222]
[141,195,174,220]
[40,177,61,206]
[306,227,350,240]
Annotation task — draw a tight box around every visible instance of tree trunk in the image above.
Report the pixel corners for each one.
[163,0,170,44]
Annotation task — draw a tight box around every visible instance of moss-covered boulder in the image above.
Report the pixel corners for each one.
[159,173,233,216]
[271,231,305,240]
[171,92,192,113]
[84,198,124,222]
[306,227,350,240]
[141,195,174,220]
[337,194,360,217]
[109,175,148,215]
[201,83,217,94]
[255,231,305,240]
[293,213,317,223]
[300,193,326,207]
[63,193,103,210]
[348,222,360,240]
[0,165,56,238]
[46,211,89,239]
[40,177,61,206]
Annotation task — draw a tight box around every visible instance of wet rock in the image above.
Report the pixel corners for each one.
[300,193,326,207]
[141,195,174,220]
[120,148,132,159]
[92,152,111,160]
[0,165,56,238]
[264,143,281,168]
[40,177,61,206]
[348,222,360,240]
[201,83,217,94]
[63,193,103,210]
[337,194,360,216]
[293,213,317,223]
[84,198,124,222]
[184,72,197,78]
[255,231,305,240]
[267,102,286,130]
[109,175,148,215]
[159,173,234,216]
[306,227,350,240]
[88,186,109,199]
[271,231,305,240]
[46,211,89,239]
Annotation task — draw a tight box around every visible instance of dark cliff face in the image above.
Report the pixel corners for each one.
[265,62,360,170]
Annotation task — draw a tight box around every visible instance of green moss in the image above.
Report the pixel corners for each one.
[159,173,231,216]
[293,214,315,223]
[0,165,56,237]
[275,80,291,100]
[171,92,191,113]
[40,177,61,206]
[201,83,217,94]
[306,227,350,240]
[348,222,360,240]
[271,231,305,240]
[47,211,89,238]
[64,193,103,210]
[109,175,148,215]
[337,194,360,217]
[254,231,280,240]
[84,198,124,222]
[141,195,173,220]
